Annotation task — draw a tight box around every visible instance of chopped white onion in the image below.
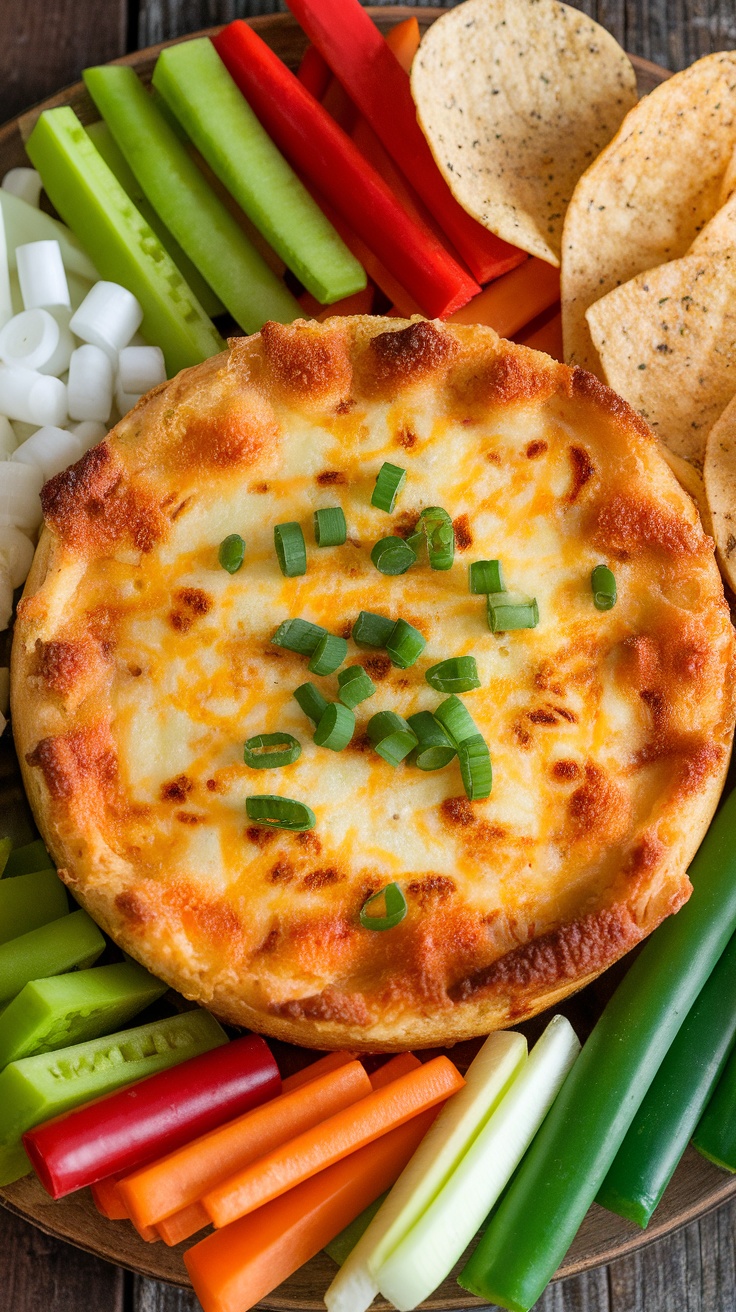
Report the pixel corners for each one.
[2,168,43,209]
[0,366,67,427]
[16,240,70,312]
[0,308,74,376]
[0,208,12,332]
[0,666,8,715]
[67,344,113,422]
[0,415,16,458]
[11,421,37,443]
[114,382,142,416]
[70,420,107,451]
[0,563,14,631]
[117,344,166,401]
[0,461,43,533]
[12,425,84,482]
[0,524,34,588]
[70,281,143,357]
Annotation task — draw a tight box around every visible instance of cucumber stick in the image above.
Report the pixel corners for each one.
[151,38,366,303]
[0,909,104,1005]
[325,1193,388,1267]
[324,1031,527,1312]
[3,839,54,878]
[0,869,68,945]
[83,67,300,333]
[376,1017,580,1311]
[25,106,224,376]
[0,837,11,877]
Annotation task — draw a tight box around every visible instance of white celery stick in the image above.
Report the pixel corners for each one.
[375,1014,581,1312]
[324,1030,526,1312]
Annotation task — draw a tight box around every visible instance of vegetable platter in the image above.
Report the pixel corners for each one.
[1,8,734,1310]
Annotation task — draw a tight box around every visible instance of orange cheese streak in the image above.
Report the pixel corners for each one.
[448,258,560,333]
[203,1055,464,1229]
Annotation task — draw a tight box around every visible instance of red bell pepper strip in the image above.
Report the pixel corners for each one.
[281,0,526,285]
[297,45,330,100]
[23,1034,280,1200]
[211,24,479,319]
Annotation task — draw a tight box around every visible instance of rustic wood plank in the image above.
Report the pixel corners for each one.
[607,1197,736,1311]
[0,1205,124,1312]
[132,1274,199,1311]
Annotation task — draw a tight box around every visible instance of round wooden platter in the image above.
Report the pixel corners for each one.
[1,10,728,1307]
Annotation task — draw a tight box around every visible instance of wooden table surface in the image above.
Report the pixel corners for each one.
[1,1,736,1309]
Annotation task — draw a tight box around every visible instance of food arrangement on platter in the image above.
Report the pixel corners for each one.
[2,2,736,1311]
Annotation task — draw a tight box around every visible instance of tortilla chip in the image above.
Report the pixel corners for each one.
[690,186,736,254]
[410,0,637,267]
[562,52,736,373]
[704,392,736,592]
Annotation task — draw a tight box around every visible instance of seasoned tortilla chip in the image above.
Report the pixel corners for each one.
[410,0,636,267]
[586,250,736,467]
[562,52,736,372]
[705,392,736,592]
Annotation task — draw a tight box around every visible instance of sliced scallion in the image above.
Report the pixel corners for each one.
[418,506,454,570]
[371,462,406,513]
[294,681,329,725]
[367,710,418,766]
[425,656,481,694]
[352,610,395,648]
[308,633,348,676]
[272,618,326,655]
[274,521,307,577]
[458,733,493,800]
[469,560,504,595]
[314,702,355,751]
[243,733,301,769]
[487,592,539,633]
[591,564,617,611]
[338,665,376,709]
[434,694,479,745]
[386,618,426,669]
[359,882,407,931]
[371,536,418,576]
[314,506,347,547]
[246,795,316,831]
[405,530,425,559]
[406,711,456,771]
[218,533,245,574]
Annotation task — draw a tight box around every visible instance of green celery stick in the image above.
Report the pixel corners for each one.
[0,838,11,877]
[0,1008,226,1185]
[83,66,300,333]
[325,1193,388,1265]
[0,909,104,1005]
[3,839,54,878]
[0,960,168,1067]
[86,119,224,319]
[0,870,68,945]
[26,107,225,376]
[152,38,366,304]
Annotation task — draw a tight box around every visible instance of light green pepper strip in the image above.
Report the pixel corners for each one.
[3,839,54,878]
[0,869,68,946]
[0,909,105,1006]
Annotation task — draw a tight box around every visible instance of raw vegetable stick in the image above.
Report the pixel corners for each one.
[384,17,421,73]
[369,1053,422,1090]
[315,287,374,320]
[297,45,330,99]
[91,1174,128,1220]
[321,77,358,134]
[203,1056,465,1229]
[325,1193,388,1266]
[151,37,365,305]
[303,192,420,318]
[693,1021,736,1172]
[2,837,54,878]
[517,311,563,361]
[458,786,736,1312]
[25,107,224,376]
[448,259,560,333]
[211,24,479,319]
[0,868,67,945]
[0,909,104,1005]
[118,1059,371,1231]
[281,1051,357,1093]
[185,1108,440,1312]
[186,146,286,279]
[83,66,301,335]
[0,836,11,876]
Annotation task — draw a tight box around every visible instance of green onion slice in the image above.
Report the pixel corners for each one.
[434,694,479,745]
[371,461,406,513]
[371,535,418,576]
[425,656,481,694]
[308,633,348,676]
[386,618,426,669]
[352,610,395,648]
[591,564,617,611]
[486,592,539,633]
[314,702,355,751]
[337,665,376,709]
[359,882,407,931]
[418,506,455,571]
[294,681,329,725]
[244,733,301,769]
[218,533,245,574]
[272,618,327,655]
[469,559,504,594]
[406,711,456,771]
[274,521,307,577]
[367,710,418,766]
[314,506,347,547]
[246,794,316,831]
[405,530,425,559]
[458,733,493,801]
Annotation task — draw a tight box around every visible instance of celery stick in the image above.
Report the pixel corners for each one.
[376,1017,580,1312]
[0,869,68,945]
[26,107,225,376]
[0,960,168,1067]
[152,38,366,303]
[0,1007,226,1185]
[0,189,98,282]
[0,837,11,877]
[0,909,104,1004]
[325,1031,527,1312]
[325,1194,388,1266]
[3,838,53,877]
[83,66,300,334]
[86,119,224,319]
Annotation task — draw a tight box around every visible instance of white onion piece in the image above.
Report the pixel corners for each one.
[2,168,43,209]
[0,308,74,376]
[67,344,113,422]
[0,666,8,715]
[11,421,37,443]
[0,564,14,631]
[16,240,70,312]
[70,281,143,357]
[0,366,67,427]
[117,345,166,398]
[0,524,34,588]
[0,208,12,332]
[70,420,106,451]
[114,382,142,416]
[0,415,15,458]
[12,425,84,482]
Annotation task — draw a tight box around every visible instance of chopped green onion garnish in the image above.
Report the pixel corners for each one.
[272,618,327,655]
[338,665,376,709]
[486,592,539,633]
[458,733,493,800]
[218,533,245,574]
[405,530,425,559]
[359,882,407,931]
[406,711,456,771]
[591,564,617,611]
[274,521,307,577]
[244,733,301,769]
[371,461,406,513]
[367,710,418,766]
[469,559,504,594]
[246,795,316,831]
[386,618,426,669]
[294,681,329,725]
[425,656,481,694]
[434,694,479,745]
[314,702,355,751]
[352,610,395,648]
[417,506,454,571]
[314,506,347,547]
[308,633,348,676]
[371,536,418,576]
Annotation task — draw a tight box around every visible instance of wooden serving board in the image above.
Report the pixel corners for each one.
[3,10,730,1306]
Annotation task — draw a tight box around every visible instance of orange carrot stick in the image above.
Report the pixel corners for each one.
[91,1174,127,1220]
[369,1053,422,1090]
[203,1055,464,1229]
[385,17,421,73]
[185,1107,440,1312]
[448,258,560,334]
[517,309,563,361]
[317,287,374,320]
[118,1059,371,1231]
[281,1051,357,1094]
[157,1200,210,1247]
